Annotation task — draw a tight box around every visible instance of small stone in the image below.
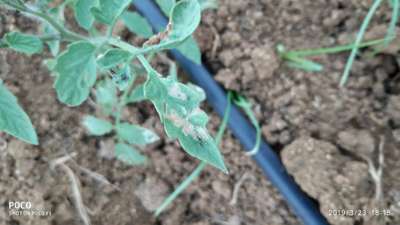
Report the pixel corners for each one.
[219,50,236,66]
[281,137,369,225]
[98,139,115,160]
[211,180,231,199]
[226,215,241,225]
[337,129,375,157]
[15,159,35,177]
[393,129,400,143]
[269,113,288,131]
[387,95,400,126]
[251,42,279,80]
[134,177,168,211]
[215,68,240,90]
[279,130,292,145]
[7,140,27,160]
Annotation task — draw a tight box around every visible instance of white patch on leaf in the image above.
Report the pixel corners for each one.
[142,129,160,143]
[168,83,187,101]
[165,111,208,141]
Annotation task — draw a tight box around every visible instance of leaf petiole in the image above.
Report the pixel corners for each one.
[28,9,85,41]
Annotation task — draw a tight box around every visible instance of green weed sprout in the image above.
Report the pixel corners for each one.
[0,0,227,180]
[277,37,391,72]
[278,0,399,86]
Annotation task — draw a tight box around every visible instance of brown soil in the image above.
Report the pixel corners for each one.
[0,1,399,225]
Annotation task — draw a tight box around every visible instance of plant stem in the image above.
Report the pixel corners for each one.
[115,71,137,134]
[109,38,165,59]
[137,54,154,73]
[154,161,206,217]
[28,10,85,41]
[39,34,61,42]
[109,38,147,56]
[3,2,85,42]
[340,0,384,87]
[106,19,117,38]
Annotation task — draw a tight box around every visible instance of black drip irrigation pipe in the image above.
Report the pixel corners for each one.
[132,1,329,224]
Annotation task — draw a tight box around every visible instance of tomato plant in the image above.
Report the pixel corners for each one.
[0,0,227,172]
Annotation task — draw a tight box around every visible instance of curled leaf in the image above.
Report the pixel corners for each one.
[141,0,201,53]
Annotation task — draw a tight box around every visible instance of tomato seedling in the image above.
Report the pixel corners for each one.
[0,0,226,172]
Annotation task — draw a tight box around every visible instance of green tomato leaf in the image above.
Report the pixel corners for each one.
[167,0,201,41]
[144,69,226,172]
[188,108,208,126]
[176,36,201,64]
[91,0,130,25]
[165,117,226,172]
[74,0,98,30]
[0,81,38,145]
[167,80,206,113]
[3,32,43,55]
[155,0,175,15]
[116,123,159,146]
[143,71,168,102]
[82,115,113,136]
[121,11,153,38]
[54,41,97,106]
[97,48,131,69]
[95,79,117,105]
[141,0,201,53]
[95,79,117,115]
[115,142,147,165]
[163,109,226,172]
[144,70,205,116]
